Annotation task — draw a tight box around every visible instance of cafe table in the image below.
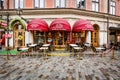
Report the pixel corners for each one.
[73,47,83,60]
[19,47,29,57]
[40,46,48,60]
[96,47,105,52]
[28,44,37,57]
[69,44,78,52]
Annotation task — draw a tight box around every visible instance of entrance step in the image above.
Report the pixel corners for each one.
[55,48,65,51]
[48,53,70,57]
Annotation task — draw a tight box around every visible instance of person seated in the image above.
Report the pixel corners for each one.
[103,44,107,51]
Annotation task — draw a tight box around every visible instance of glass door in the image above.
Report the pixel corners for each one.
[91,26,99,47]
[52,31,69,48]
[14,30,25,48]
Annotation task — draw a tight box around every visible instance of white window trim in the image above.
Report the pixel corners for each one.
[34,0,45,8]
[76,0,86,9]
[55,0,66,8]
[109,0,116,15]
[14,0,24,9]
[92,0,99,12]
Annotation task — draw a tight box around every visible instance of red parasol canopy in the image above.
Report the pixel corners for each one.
[72,19,94,32]
[27,18,48,32]
[49,18,71,31]
[0,22,7,27]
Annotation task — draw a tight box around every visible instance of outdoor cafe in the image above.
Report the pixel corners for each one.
[2,18,109,59]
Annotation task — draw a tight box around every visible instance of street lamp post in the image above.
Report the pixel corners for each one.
[6,0,10,60]
[6,11,10,60]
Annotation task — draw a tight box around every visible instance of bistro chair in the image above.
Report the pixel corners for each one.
[17,47,30,58]
[90,45,98,56]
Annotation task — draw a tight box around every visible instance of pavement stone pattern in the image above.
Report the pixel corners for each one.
[0,51,120,80]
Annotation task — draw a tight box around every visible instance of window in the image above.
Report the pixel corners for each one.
[92,0,99,12]
[77,0,85,9]
[55,0,65,8]
[109,0,116,15]
[0,0,4,9]
[34,0,45,8]
[15,0,24,9]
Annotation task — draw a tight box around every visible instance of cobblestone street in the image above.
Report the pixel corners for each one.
[0,51,120,80]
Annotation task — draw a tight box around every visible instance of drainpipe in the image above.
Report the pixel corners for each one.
[107,0,110,44]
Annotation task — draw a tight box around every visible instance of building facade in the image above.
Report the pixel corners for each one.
[0,0,120,49]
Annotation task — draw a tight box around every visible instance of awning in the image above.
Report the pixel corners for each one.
[0,20,7,28]
[10,17,26,30]
[109,27,120,30]
[27,18,48,32]
[72,19,94,32]
[49,18,71,31]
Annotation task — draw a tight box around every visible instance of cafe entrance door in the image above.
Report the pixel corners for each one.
[14,30,25,48]
[52,31,69,50]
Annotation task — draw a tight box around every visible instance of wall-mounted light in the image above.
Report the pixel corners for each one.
[16,7,23,17]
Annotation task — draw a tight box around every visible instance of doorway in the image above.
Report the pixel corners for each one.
[91,24,99,47]
[52,31,70,49]
[13,24,25,48]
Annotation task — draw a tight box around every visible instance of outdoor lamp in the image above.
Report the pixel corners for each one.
[16,7,23,17]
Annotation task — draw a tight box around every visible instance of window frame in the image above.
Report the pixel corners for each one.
[14,0,24,9]
[91,0,99,12]
[76,0,86,9]
[109,0,116,15]
[34,0,45,8]
[0,0,4,9]
[54,0,66,8]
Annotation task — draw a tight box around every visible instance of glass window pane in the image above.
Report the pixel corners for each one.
[96,0,99,2]
[113,7,115,15]
[109,1,116,15]
[92,3,95,11]
[61,0,65,7]
[92,0,99,12]
[35,0,39,8]
[110,2,113,6]
[110,6,112,14]
[77,0,85,8]
[20,0,24,8]
[55,0,59,7]
[40,0,44,8]
[96,3,98,11]
[77,0,80,4]
[113,2,115,6]
[15,0,19,9]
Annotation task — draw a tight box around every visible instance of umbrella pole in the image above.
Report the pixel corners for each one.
[44,32,46,44]
[70,31,72,43]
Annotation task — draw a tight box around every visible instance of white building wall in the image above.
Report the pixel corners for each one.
[25,31,33,45]
[5,32,13,47]
[11,13,120,47]
[9,32,13,47]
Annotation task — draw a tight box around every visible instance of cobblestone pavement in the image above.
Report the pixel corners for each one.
[0,51,120,80]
